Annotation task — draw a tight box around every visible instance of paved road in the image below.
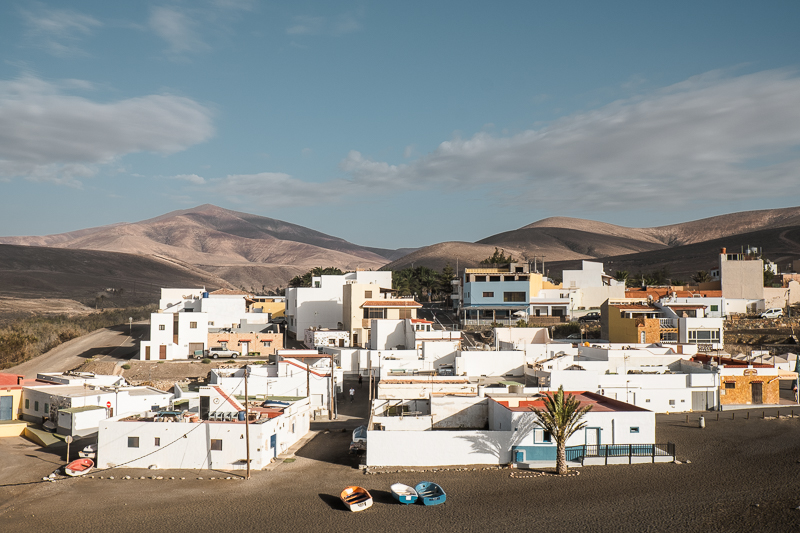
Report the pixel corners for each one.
[6,322,147,378]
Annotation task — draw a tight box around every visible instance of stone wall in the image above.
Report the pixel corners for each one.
[719,375,779,405]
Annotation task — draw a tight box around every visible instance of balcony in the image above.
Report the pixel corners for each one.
[659,318,677,329]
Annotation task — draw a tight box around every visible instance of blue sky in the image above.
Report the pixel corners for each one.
[2,1,800,248]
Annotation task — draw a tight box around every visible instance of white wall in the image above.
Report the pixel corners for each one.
[366,429,514,467]
[455,351,525,377]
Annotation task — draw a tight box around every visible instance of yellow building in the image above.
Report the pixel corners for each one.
[0,374,27,437]
[601,302,667,344]
[250,296,285,318]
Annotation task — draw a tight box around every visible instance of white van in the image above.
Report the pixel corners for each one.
[760,308,783,318]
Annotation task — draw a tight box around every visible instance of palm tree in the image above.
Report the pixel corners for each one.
[529,386,593,475]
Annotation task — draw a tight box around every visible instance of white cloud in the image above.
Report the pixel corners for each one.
[20,5,102,57]
[286,16,325,36]
[341,69,800,209]
[149,6,207,55]
[172,174,206,185]
[0,75,214,184]
[210,173,346,206]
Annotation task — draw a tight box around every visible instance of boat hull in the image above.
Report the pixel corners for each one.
[65,458,94,477]
[414,482,446,506]
[390,483,418,505]
[340,486,373,512]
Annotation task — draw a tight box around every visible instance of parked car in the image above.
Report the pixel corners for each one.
[760,308,784,319]
[205,347,239,359]
[578,312,601,323]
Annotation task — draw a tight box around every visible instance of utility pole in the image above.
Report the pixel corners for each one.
[329,353,334,420]
[244,366,251,480]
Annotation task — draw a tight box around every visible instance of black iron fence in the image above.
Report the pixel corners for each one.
[566,442,675,465]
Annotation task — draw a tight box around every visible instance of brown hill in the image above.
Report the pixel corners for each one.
[388,206,800,273]
[0,205,390,289]
[0,243,232,305]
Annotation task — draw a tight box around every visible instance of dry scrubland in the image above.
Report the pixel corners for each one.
[0,305,155,371]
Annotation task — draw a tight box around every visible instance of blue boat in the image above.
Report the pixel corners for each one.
[414,481,446,506]
[390,483,418,505]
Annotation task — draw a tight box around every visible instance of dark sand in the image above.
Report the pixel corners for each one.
[2,403,800,532]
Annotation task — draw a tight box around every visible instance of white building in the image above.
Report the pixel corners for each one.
[285,271,392,338]
[139,288,274,360]
[21,383,172,436]
[366,388,663,468]
[97,398,311,470]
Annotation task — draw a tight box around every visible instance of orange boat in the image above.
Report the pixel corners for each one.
[65,458,94,477]
[340,486,373,512]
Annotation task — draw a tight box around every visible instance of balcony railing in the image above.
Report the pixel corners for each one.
[566,442,676,465]
[659,318,677,328]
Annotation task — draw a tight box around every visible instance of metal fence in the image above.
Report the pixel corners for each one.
[566,442,675,465]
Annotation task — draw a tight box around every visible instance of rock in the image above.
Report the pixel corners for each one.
[686,460,692,464]
[674,460,682,464]
[109,476,114,480]
[156,476,163,480]
[181,477,185,480]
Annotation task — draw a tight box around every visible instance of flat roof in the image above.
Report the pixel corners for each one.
[60,405,106,414]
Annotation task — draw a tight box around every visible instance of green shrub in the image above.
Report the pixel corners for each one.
[201,358,211,364]
[121,363,131,370]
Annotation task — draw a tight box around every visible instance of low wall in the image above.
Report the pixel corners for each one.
[366,429,513,467]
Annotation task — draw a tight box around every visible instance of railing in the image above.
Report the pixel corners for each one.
[659,318,677,328]
[566,442,676,465]
[462,318,519,326]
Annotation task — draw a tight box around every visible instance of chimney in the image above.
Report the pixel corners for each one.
[720,247,726,254]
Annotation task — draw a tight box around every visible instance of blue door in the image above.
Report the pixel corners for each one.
[514,450,524,463]
[0,396,12,420]
[270,434,277,458]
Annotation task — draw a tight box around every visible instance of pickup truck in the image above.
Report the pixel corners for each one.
[205,347,239,359]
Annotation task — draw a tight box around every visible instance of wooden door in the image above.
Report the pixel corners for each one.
[145,346,151,360]
[159,345,167,360]
[751,382,763,404]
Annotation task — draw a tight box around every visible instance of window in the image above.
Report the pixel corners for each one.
[34,401,39,412]
[25,399,29,409]
[159,325,165,331]
[543,430,552,443]
[398,309,412,319]
[208,321,214,326]
[490,276,501,282]
[128,437,139,448]
[262,340,272,347]
[475,276,486,282]
[482,292,494,298]
[220,342,228,349]
[630,427,640,434]
[725,382,735,389]
[364,290,372,298]
[190,322,197,329]
[210,439,223,451]
[710,305,718,312]
[364,308,385,319]
[154,437,161,446]
[645,399,650,402]
[669,399,676,406]
[44,403,49,413]
[688,330,720,343]
[503,292,526,302]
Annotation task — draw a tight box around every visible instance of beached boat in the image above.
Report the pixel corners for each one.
[64,458,94,477]
[340,486,373,512]
[78,444,97,459]
[352,425,367,443]
[390,483,418,505]
[414,481,446,506]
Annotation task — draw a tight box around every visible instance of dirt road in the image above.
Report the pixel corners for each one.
[6,323,147,379]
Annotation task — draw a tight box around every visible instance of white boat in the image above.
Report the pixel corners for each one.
[391,483,418,505]
[78,444,97,459]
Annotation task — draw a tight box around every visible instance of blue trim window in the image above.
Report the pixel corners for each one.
[630,427,640,433]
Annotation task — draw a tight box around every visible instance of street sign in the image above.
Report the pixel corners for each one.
[106,401,112,408]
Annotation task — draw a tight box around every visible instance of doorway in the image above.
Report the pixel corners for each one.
[751,382,763,404]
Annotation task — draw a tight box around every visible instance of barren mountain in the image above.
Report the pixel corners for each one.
[0,243,232,305]
[388,206,800,272]
[0,205,390,289]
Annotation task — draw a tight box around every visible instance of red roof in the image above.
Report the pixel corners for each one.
[0,373,24,386]
[625,289,723,299]
[410,319,432,324]
[362,300,422,308]
[494,391,647,413]
[665,305,706,310]
[612,304,657,310]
